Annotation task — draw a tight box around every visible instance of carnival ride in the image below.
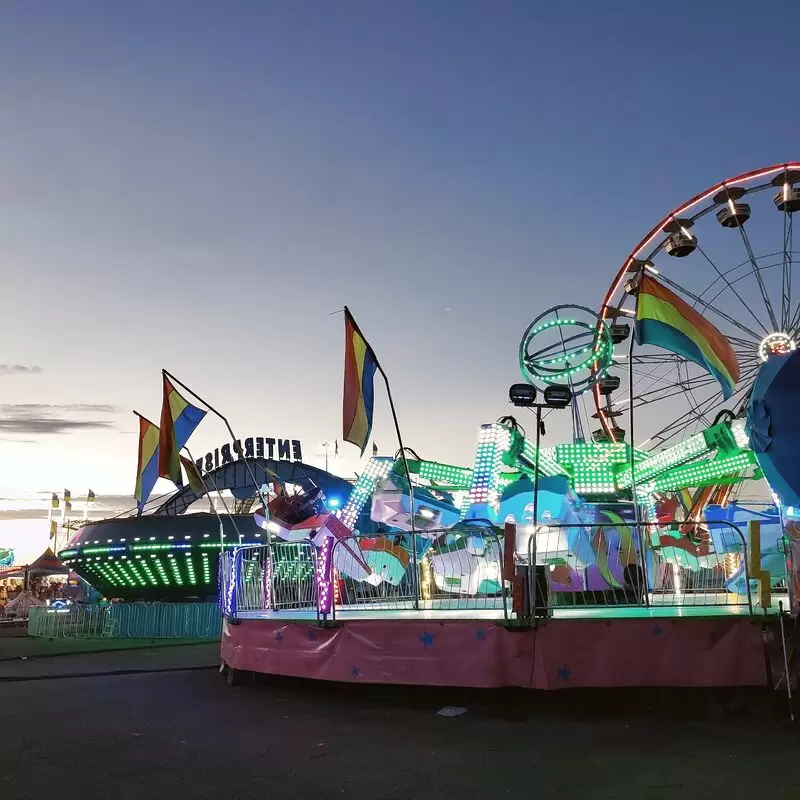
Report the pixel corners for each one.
[209,162,800,694]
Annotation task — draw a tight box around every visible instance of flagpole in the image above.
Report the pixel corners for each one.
[60,491,70,556]
[162,370,271,528]
[47,496,54,550]
[342,307,420,607]
[629,272,651,607]
[183,446,241,549]
[375,364,420,610]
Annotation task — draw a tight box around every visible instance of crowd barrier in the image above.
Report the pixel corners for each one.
[27,602,222,639]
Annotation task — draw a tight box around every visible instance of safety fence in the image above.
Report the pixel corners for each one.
[332,529,509,617]
[27,602,222,639]
[235,545,269,612]
[272,542,317,610]
[219,519,768,620]
[525,521,754,615]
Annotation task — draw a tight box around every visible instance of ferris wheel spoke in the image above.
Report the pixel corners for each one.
[624,356,760,447]
[622,340,760,408]
[629,355,684,391]
[616,360,718,409]
[736,225,780,331]
[728,333,760,349]
[732,349,761,372]
[633,364,755,450]
[651,413,711,449]
[676,358,726,427]
[626,353,688,364]
[691,243,772,337]
[787,302,800,339]
[655,272,765,342]
[648,390,726,448]
[784,230,800,335]
[629,377,720,407]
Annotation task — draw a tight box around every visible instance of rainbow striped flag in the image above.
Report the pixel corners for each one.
[134,413,160,511]
[343,307,379,455]
[157,374,207,487]
[636,274,740,399]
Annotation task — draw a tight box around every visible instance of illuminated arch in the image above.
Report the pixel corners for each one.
[153,458,355,517]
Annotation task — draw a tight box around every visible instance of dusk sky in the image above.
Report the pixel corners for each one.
[2,0,799,512]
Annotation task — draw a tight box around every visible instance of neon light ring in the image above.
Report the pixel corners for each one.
[519,304,614,396]
[596,162,800,450]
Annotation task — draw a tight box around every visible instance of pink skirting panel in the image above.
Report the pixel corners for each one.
[221,617,775,689]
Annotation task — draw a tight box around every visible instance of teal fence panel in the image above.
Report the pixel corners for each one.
[109,603,222,638]
[27,603,221,639]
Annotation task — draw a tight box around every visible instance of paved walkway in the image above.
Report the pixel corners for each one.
[1,666,798,799]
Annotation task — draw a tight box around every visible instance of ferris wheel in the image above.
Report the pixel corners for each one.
[595,162,800,452]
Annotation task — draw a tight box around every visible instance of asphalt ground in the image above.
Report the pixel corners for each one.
[0,635,216,662]
[2,647,799,800]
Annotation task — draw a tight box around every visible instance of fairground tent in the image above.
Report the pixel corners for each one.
[0,548,69,580]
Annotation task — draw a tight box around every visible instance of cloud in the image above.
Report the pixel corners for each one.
[0,403,119,436]
[0,403,118,413]
[0,365,42,375]
[0,419,116,434]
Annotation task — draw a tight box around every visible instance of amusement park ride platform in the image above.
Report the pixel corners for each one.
[233,594,777,621]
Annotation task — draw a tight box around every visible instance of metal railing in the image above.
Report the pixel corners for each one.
[218,519,756,622]
[271,542,317,611]
[218,550,235,615]
[649,520,752,613]
[524,521,753,616]
[330,529,509,619]
[219,542,318,618]
[109,602,222,638]
[523,521,640,613]
[27,605,113,638]
[27,602,222,639]
[331,534,416,616]
[234,545,269,612]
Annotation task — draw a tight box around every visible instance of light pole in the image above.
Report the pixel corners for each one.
[508,382,572,618]
[321,442,331,473]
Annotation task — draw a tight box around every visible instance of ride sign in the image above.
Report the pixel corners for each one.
[194,437,303,474]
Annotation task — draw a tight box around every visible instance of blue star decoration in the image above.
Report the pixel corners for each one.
[275,630,284,642]
[307,629,318,641]
[351,666,361,678]
[653,624,663,637]
[556,665,571,683]
[475,629,486,641]
[419,631,435,648]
